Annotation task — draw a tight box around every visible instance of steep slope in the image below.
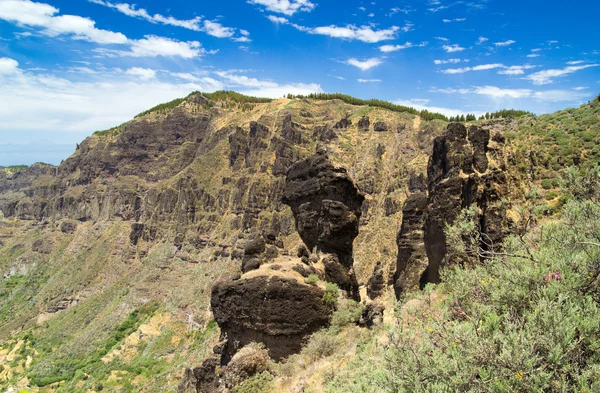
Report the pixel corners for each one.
[0,92,446,392]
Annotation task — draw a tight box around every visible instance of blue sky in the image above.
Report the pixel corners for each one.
[0,0,599,165]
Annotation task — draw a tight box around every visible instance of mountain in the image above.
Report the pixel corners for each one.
[1,92,599,393]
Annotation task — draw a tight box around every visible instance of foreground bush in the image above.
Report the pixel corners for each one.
[326,196,600,392]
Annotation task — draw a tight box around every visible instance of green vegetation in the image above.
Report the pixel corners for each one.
[287,92,450,121]
[27,301,159,386]
[322,169,600,393]
[323,282,339,305]
[233,371,274,393]
[305,274,319,285]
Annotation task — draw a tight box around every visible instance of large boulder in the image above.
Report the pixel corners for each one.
[211,276,332,362]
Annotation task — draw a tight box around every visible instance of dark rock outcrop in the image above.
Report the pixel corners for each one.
[373,121,389,132]
[367,261,385,299]
[282,151,364,298]
[282,151,364,267]
[393,192,428,297]
[211,276,332,362]
[334,117,352,129]
[394,123,509,296]
[357,116,370,131]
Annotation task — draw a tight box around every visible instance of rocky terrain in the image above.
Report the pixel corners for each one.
[0,92,599,392]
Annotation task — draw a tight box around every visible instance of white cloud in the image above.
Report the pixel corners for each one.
[440,63,536,75]
[476,36,488,44]
[526,64,599,85]
[267,15,289,24]
[494,40,516,47]
[379,41,427,52]
[0,0,127,44]
[527,54,540,58]
[90,0,202,30]
[567,60,585,65]
[125,67,156,80]
[343,57,383,71]
[0,61,322,135]
[434,58,461,65]
[435,36,449,42]
[96,35,208,58]
[441,63,504,74]
[308,24,400,43]
[357,78,381,83]
[443,44,465,53]
[265,16,402,43]
[394,99,480,118]
[430,85,591,102]
[497,65,536,75]
[0,57,19,74]
[89,0,249,41]
[213,70,322,97]
[248,0,315,15]
[573,86,588,91]
[327,74,346,80]
[443,17,466,23]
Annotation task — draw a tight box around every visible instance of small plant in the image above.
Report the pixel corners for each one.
[305,274,319,285]
[323,283,339,305]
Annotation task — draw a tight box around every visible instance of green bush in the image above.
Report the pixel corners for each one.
[234,371,274,393]
[305,274,318,285]
[324,194,600,393]
[323,283,339,305]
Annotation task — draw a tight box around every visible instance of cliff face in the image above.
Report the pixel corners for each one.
[0,93,448,392]
[394,123,511,295]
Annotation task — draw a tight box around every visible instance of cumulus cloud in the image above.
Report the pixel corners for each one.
[497,65,536,75]
[526,64,599,85]
[0,59,322,138]
[307,24,401,43]
[443,44,465,53]
[343,57,384,71]
[379,41,427,52]
[248,0,315,15]
[0,0,127,44]
[0,57,20,74]
[476,36,488,44]
[95,36,209,58]
[357,78,381,83]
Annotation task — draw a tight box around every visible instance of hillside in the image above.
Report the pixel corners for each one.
[0,92,599,393]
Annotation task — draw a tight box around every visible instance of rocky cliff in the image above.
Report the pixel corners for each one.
[394,122,512,295]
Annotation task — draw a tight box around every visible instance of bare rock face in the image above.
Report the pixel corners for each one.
[394,123,509,296]
[334,117,352,129]
[282,151,364,266]
[282,151,364,297]
[211,276,332,363]
[393,192,428,297]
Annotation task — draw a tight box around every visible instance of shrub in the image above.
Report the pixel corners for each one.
[323,283,339,305]
[303,331,339,361]
[233,371,274,393]
[305,274,318,285]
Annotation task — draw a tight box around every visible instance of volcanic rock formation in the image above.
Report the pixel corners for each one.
[394,123,510,296]
[210,150,364,367]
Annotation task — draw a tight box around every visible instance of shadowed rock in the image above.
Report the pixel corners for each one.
[211,276,332,363]
[394,123,509,297]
